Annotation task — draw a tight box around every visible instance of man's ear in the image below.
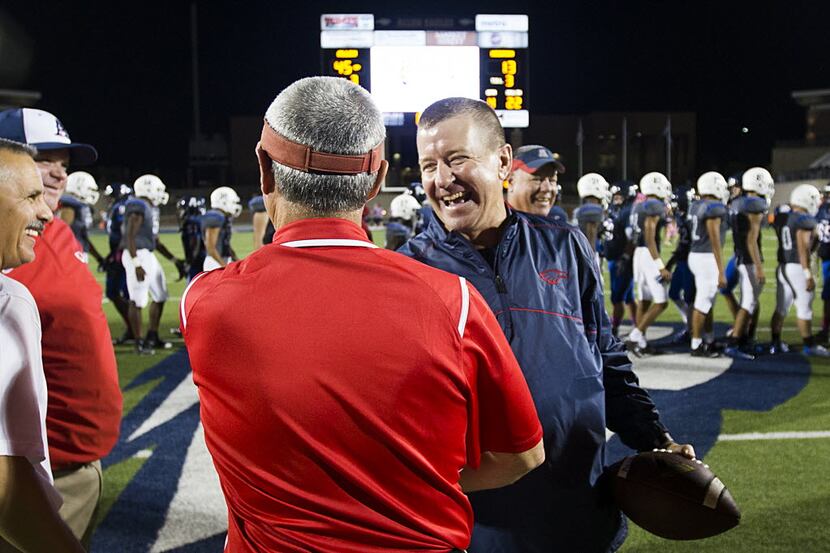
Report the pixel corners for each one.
[367,159,389,201]
[498,143,513,181]
[256,142,276,195]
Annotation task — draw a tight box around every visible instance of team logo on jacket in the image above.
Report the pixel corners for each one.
[539,268,569,285]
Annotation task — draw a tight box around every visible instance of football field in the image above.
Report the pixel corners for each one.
[86,229,830,552]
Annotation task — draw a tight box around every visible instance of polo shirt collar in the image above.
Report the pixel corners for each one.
[274,218,377,248]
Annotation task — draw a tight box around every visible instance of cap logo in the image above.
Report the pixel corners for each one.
[54,118,69,139]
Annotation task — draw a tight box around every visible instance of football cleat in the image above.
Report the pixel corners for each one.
[803,344,830,357]
[768,341,790,355]
[691,343,720,358]
[724,346,755,361]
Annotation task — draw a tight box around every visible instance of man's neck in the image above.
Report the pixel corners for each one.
[272,200,362,230]
[460,206,509,250]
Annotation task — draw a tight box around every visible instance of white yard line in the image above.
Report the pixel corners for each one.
[718,431,830,442]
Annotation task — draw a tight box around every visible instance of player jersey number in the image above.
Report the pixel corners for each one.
[781,226,792,251]
[690,214,701,241]
[818,220,830,244]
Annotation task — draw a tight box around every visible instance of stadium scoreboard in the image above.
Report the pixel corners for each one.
[320,14,529,128]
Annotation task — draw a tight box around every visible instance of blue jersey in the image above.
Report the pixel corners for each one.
[730,195,767,265]
[248,195,266,213]
[816,202,830,260]
[604,203,633,261]
[630,199,667,251]
[573,203,604,247]
[549,205,568,221]
[689,199,728,253]
[201,209,232,258]
[774,206,817,265]
[181,214,204,263]
[120,198,157,251]
[107,197,128,252]
[60,195,94,251]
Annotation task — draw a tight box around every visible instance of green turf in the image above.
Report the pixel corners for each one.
[87,228,830,552]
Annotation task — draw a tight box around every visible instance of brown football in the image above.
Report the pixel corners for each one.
[607,449,741,540]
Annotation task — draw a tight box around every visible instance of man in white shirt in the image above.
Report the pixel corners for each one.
[0,138,83,552]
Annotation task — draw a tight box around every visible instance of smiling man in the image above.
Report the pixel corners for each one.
[507,144,567,220]
[399,97,695,553]
[0,108,122,548]
[0,138,84,553]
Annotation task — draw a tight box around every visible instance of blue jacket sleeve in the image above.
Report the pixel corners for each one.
[573,229,670,451]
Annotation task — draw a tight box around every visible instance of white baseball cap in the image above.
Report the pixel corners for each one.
[0,108,97,165]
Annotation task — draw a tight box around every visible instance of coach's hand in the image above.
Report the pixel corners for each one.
[755,265,766,285]
[664,441,696,460]
[136,267,146,282]
[718,273,727,290]
[807,276,816,292]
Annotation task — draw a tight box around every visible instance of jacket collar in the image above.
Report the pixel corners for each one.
[425,203,519,248]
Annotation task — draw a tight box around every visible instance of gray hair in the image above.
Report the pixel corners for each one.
[264,77,385,215]
[0,138,37,158]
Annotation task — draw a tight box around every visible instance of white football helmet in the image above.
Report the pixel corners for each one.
[696,171,728,200]
[210,186,242,218]
[790,184,821,216]
[741,167,774,196]
[577,173,611,206]
[133,174,169,206]
[390,192,421,221]
[65,171,100,205]
[639,172,671,199]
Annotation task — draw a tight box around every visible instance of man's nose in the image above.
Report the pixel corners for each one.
[435,162,454,188]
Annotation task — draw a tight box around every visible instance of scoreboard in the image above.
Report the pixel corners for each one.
[321,14,529,128]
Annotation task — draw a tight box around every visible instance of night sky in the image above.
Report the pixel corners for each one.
[4,1,828,183]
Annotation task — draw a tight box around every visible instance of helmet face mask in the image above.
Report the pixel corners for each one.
[210,186,242,218]
[66,171,100,205]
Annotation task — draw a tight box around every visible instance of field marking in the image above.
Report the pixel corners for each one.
[717,431,830,442]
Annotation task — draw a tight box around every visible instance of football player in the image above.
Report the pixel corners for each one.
[665,186,696,342]
[814,182,830,343]
[718,174,744,322]
[724,167,773,359]
[248,194,273,249]
[573,172,610,267]
[687,172,729,357]
[202,186,241,270]
[605,180,638,337]
[176,195,206,281]
[59,171,105,265]
[626,172,672,356]
[770,184,829,356]
[122,174,184,354]
[385,190,422,250]
[102,183,133,343]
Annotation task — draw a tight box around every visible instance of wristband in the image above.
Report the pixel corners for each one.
[654,258,665,270]
[804,268,812,280]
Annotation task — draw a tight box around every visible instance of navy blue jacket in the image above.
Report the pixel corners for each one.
[399,209,668,553]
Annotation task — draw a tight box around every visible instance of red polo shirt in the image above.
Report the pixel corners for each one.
[181,218,541,553]
[8,219,122,467]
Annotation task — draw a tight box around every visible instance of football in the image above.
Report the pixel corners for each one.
[607,449,741,540]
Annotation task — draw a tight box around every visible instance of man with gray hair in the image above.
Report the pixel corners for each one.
[181,77,544,552]
[0,139,84,552]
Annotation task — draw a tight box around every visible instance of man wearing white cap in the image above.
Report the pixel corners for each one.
[0,108,122,548]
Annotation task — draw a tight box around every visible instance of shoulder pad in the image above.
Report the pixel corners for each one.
[201,210,225,227]
[248,196,266,212]
[704,201,727,219]
[741,196,767,214]
[796,214,817,230]
[60,195,82,208]
[124,198,148,214]
[644,199,666,216]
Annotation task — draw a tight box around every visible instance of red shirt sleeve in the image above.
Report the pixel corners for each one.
[461,282,543,468]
